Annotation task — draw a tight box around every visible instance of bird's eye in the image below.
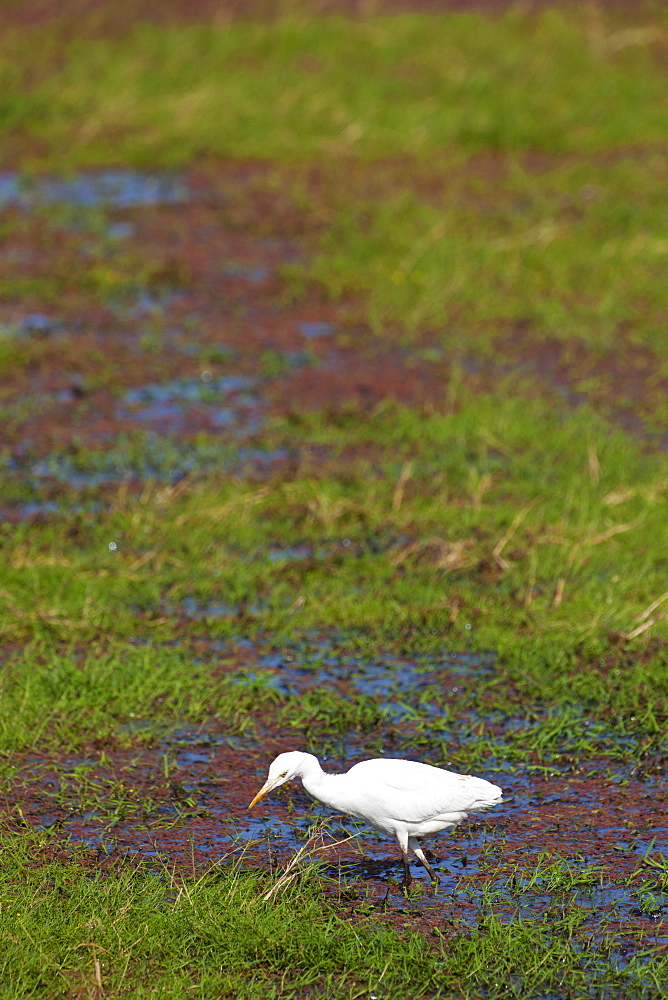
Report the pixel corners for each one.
[281,771,288,777]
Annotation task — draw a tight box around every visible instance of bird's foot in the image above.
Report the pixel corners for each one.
[381,880,395,907]
[401,876,414,897]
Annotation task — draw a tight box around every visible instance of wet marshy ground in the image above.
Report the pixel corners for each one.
[2,167,426,510]
[4,636,668,959]
[2,163,666,523]
[2,163,667,984]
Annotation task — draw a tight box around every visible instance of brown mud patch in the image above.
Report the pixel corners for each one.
[1,161,666,521]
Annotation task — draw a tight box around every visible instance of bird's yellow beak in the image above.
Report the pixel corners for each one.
[248,780,274,809]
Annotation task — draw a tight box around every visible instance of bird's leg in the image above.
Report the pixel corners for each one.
[397,832,414,895]
[401,855,413,893]
[409,837,439,887]
[416,850,438,882]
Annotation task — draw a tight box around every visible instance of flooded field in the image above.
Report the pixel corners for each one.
[2,2,668,996]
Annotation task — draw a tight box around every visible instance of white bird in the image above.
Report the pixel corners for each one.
[248,751,502,888]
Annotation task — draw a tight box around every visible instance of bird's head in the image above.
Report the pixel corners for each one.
[248,751,309,809]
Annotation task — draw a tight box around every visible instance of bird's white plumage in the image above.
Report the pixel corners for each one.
[338,758,498,829]
[248,751,502,886]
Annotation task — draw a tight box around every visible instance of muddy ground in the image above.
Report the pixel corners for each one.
[2,163,665,479]
[2,155,668,960]
[6,636,668,948]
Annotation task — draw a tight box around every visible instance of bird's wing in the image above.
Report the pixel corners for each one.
[348,759,501,823]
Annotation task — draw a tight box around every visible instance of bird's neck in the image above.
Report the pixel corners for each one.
[298,756,346,812]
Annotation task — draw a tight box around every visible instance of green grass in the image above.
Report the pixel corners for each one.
[0,834,435,999]
[1,832,665,1000]
[3,8,668,167]
[300,154,668,366]
[2,394,667,650]
[1,394,667,759]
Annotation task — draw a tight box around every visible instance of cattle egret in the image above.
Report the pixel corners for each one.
[249,751,502,888]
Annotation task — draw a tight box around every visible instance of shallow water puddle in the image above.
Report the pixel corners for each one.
[0,170,189,209]
[118,374,263,434]
[107,288,183,320]
[0,312,64,339]
[8,435,288,499]
[2,338,314,515]
[222,263,269,283]
[299,321,334,339]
